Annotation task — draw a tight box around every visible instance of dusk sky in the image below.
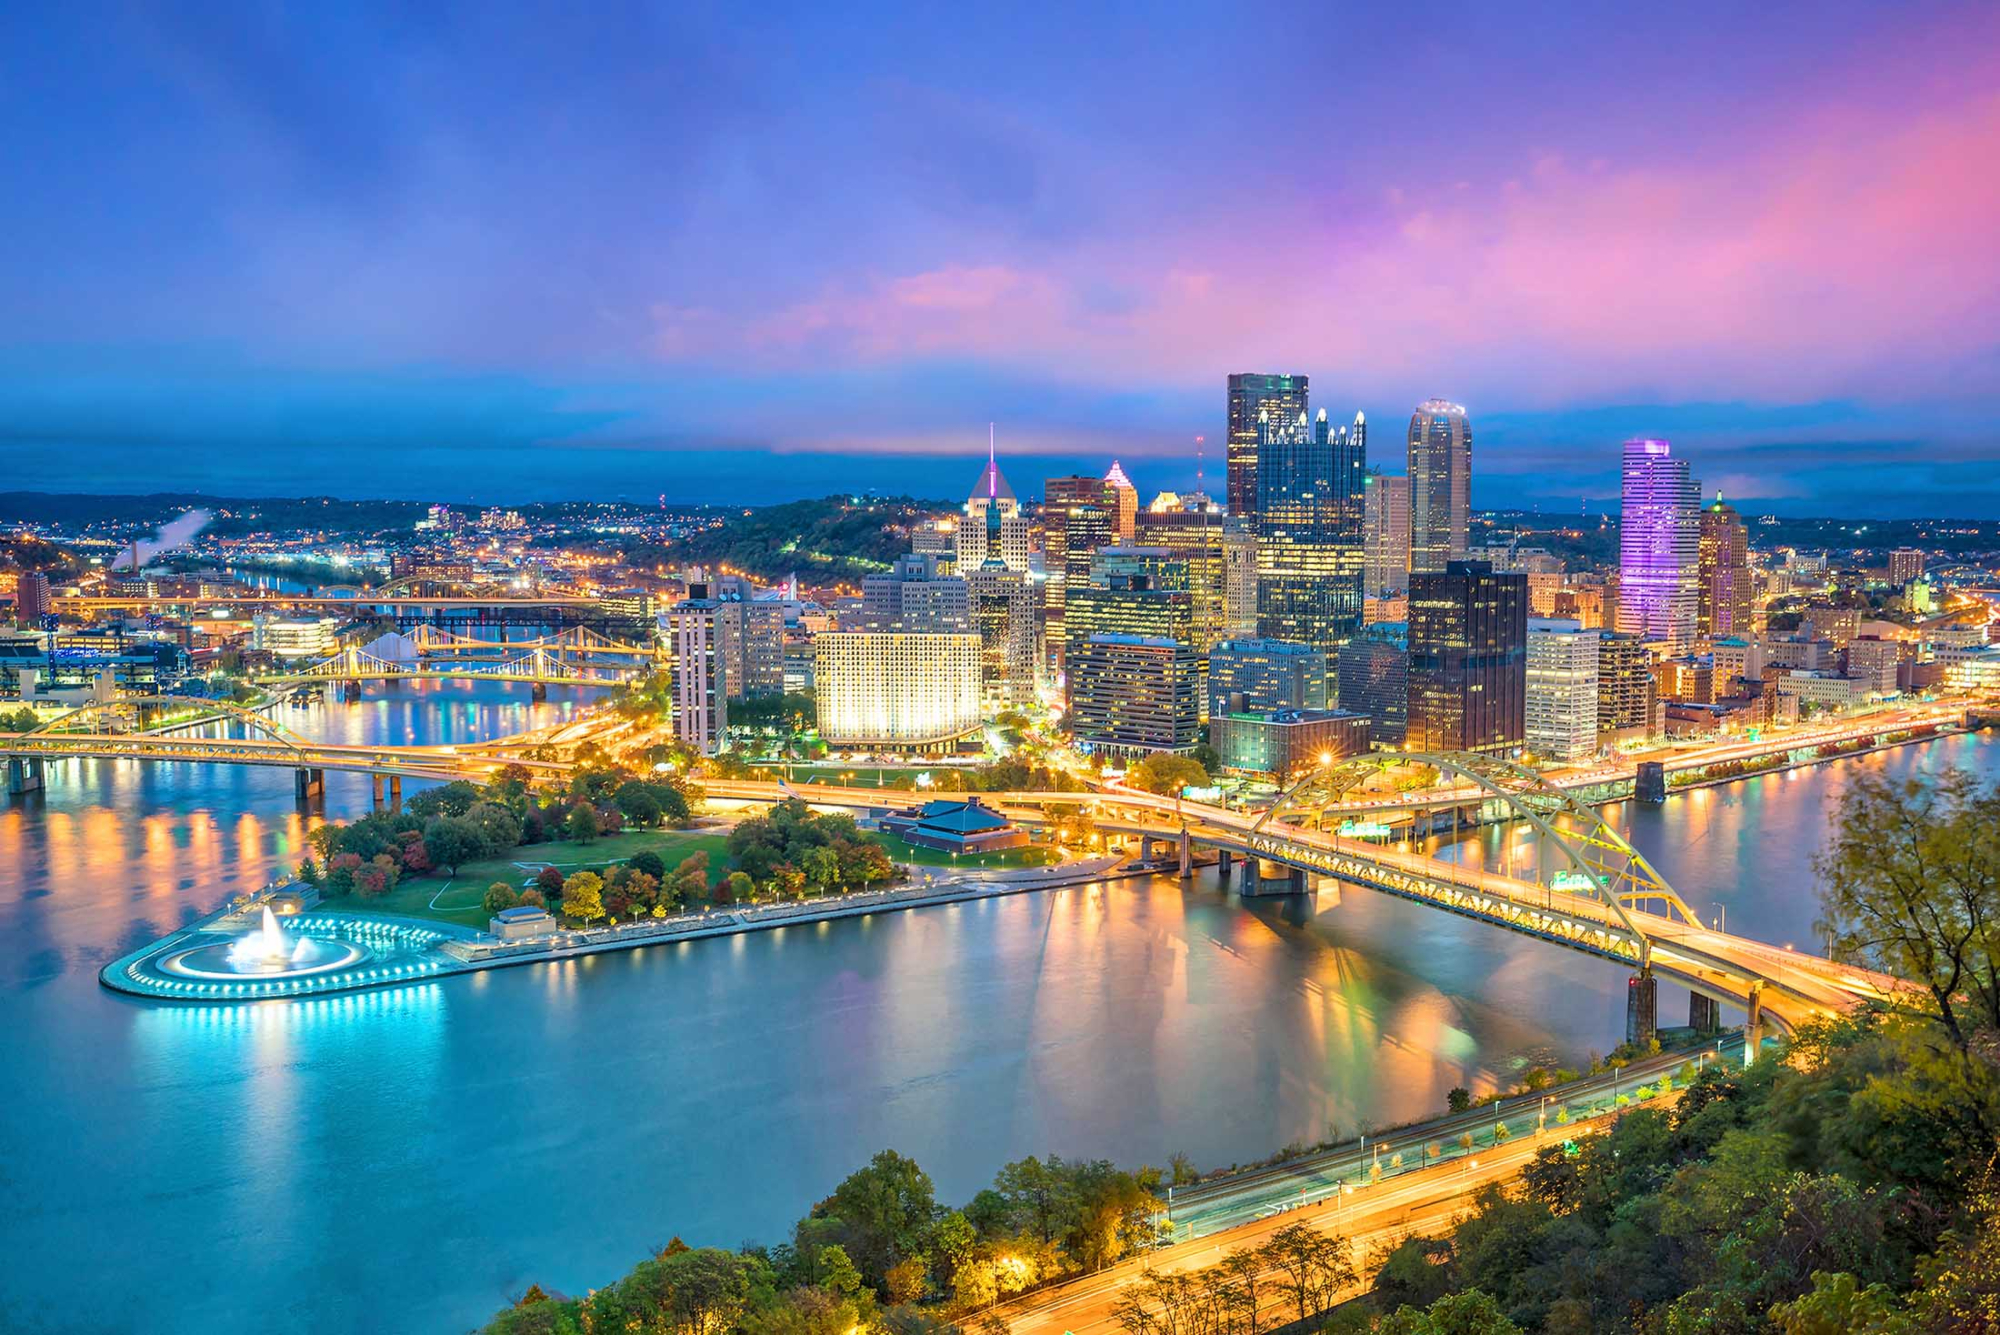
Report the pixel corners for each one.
[4,1,1998,514]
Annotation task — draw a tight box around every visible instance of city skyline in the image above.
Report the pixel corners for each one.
[4,3,1999,516]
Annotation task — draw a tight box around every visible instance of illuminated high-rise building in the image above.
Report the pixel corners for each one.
[1596,630,1658,740]
[1226,373,1309,518]
[1407,400,1471,574]
[1697,492,1753,639]
[1407,560,1526,756]
[1888,548,1925,586]
[1136,503,1230,651]
[965,564,1035,708]
[1254,407,1365,653]
[668,599,730,753]
[1617,438,1701,652]
[1526,617,1600,762]
[1103,459,1139,544]
[1362,467,1410,596]
[814,630,982,748]
[860,553,970,633]
[1067,634,1200,755]
[957,438,1029,574]
[1042,475,1118,672]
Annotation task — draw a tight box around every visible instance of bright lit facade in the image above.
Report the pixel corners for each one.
[1407,399,1471,574]
[814,631,981,748]
[1617,438,1701,652]
[1363,467,1410,596]
[254,616,338,659]
[1226,372,1309,519]
[1526,617,1600,762]
[1697,493,1753,639]
[1254,407,1365,651]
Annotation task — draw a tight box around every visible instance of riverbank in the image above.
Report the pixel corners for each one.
[98,852,1147,1002]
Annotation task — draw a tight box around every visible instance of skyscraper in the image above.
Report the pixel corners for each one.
[1407,560,1527,756]
[1362,468,1410,596]
[1103,459,1139,544]
[1042,475,1118,672]
[1617,438,1701,652]
[1697,492,1753,639]
[668,599,730,753]
[1135,505,1231,651]
[1226,373,1308,519]
[1407,399,1471,574]
[957,438,1029,574]
[1254,407,1365,652]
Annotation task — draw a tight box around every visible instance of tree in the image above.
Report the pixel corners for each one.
[464,800,523,853]
[1376,1289,1524,1335]
[1126,753,1210,797]
[483,882,520,914]
[408,779,483,820]
[423,815,486,876]
[566,802,600,844]
[1815,767,2000,1055]
[814,1149,937,1290]
[718,871,751,905]
[630,851,668,881]
[1258,1222,1355,1326]
[535,866,565,895]
[562,871,604,925]
[1447,1086,1472,1113]
[616,782,665,828]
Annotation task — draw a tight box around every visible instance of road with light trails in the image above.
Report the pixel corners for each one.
[1161,1034,1740,1241]
[997,1094,1669,1335]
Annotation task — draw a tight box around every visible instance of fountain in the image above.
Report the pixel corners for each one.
[224,907,326,973]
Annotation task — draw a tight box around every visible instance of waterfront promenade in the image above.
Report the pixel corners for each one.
[99,853,1138,1001]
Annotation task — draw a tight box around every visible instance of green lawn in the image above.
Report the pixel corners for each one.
[872,834,1061,870]
[320,829,733,929]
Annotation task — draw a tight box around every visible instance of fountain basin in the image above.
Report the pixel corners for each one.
[104,910,469,1002]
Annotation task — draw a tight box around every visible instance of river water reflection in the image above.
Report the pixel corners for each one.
[0,684,1989,1334]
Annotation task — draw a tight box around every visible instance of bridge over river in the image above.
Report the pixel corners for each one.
[701,772,1907,1050]
[0,699,1916,1039]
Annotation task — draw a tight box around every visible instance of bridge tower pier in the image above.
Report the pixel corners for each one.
[1744,981,1764,1064]
[372,774,403,813]
[1215,848,1233,880]
[1136,835,1155,864]
[342,680,362,703]
[530,681,548,702]
[1635,761,1668,804]
[1177,829,1192,879]
[7,756,45,799]
[294,767,324,811]
[1624,967,1658,1047]
[1688,992,1719,1034]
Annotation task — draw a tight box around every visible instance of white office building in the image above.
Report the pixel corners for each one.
[1526,617,1600,762]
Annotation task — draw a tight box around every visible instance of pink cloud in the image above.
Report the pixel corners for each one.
[650,83,2000,410]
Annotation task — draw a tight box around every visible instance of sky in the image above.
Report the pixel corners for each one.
[3,1,1998,515]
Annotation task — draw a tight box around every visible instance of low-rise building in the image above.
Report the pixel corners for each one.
[879,798,1030,854]
[1211,708,1371,780]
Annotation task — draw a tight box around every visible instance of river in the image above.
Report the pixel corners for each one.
[0,682,1989,1334]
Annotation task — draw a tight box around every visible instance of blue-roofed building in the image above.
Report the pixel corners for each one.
[879,797,1030,853]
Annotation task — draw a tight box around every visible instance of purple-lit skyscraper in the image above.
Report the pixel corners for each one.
[1616,438,1701,652]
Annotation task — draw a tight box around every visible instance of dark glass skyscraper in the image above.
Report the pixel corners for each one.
[1254,406,1366,652]
[1407,559,1526,756]
[1226,372,1308,519]
[1407,399,1472,574]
